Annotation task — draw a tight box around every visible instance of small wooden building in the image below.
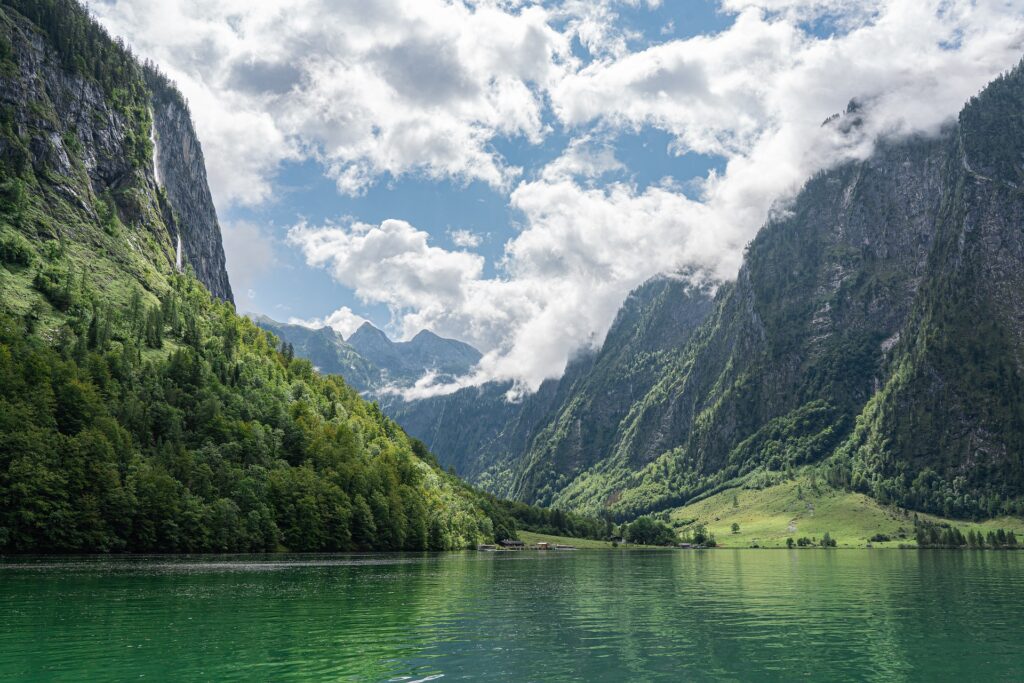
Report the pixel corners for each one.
[500,539,525,550]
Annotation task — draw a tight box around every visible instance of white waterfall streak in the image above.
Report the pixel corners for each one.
[149,113,161,187]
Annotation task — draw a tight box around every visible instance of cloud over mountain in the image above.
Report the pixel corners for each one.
[95,0,1024,395]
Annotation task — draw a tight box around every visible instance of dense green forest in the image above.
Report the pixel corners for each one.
[0,0,545,554]
[622,515,679,546]
[0,256,615,552]
[0,269,508,552]
[482,495,614,541]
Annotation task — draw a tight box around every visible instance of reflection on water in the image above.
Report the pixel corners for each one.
[1,550,1022,681]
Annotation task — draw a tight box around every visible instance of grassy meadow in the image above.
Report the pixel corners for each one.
[517,530,667,550]
[668,473,1024,548]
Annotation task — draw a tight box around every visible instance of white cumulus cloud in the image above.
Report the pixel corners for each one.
[449,229,483,248]
[221,220,278,303]
[95,0,1024,397]
[288,218,485,317]
[93,0,573,205]
[288,306,369,338]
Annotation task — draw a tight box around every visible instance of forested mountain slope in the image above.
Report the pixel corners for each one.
[509,276,717,504]
[253,317,540,492]
[0,0,500,552]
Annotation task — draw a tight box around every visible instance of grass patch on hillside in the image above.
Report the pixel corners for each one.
[517,530,667,550]
[669,472,1024,548]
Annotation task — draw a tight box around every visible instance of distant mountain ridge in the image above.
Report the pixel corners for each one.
[349,323,481,383]
[253,318,481,392]
[263,275,719,497]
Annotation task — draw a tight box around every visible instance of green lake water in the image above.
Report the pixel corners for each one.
[1,549,1022,681]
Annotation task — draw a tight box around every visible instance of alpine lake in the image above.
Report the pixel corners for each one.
[1,549,1022,681]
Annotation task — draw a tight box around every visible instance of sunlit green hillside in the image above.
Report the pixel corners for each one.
[669,471,1024,548]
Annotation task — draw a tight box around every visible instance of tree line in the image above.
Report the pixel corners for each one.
[914,519,1020,549]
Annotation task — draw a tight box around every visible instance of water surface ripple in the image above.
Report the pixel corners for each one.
[1,550,1022,681]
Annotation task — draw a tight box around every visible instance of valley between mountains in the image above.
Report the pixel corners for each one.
[264,63,1024,545]
[3,0,1024,552]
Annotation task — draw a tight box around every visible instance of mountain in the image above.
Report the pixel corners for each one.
[146,69,232,302]
[252,316,382,390]
[349,323,481,384]
[267,61,1024,527]
[508,275,718,504]
[382,274,718,496]
[256,317,553,491]
[0,1,231,302]
[265,275,718,499]
[0,0,502,552]
[253,317,481,391]
[548,68,1024,520]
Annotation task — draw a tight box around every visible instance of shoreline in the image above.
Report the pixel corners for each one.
[3,545,1024,561]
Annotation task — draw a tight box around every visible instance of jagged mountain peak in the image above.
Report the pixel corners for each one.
[404,329,482,364]
[259,316,482,393]
[348,320,388,341]
[410,329,441,342]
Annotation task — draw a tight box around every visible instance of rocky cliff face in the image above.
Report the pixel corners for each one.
[147,72,233,302]
[549,128,951,515]
[543,62,1024,519]
[833,67,1024,518]
[0,0,232,302]
[0,7,146,224]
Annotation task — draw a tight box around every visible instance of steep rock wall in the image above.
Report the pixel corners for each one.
[147,71,233,302]
[0,1,232,302]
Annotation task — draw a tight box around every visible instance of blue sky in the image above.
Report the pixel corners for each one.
[95,0,1024,394]
[222,127,730,327]
[220,3,736,328]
